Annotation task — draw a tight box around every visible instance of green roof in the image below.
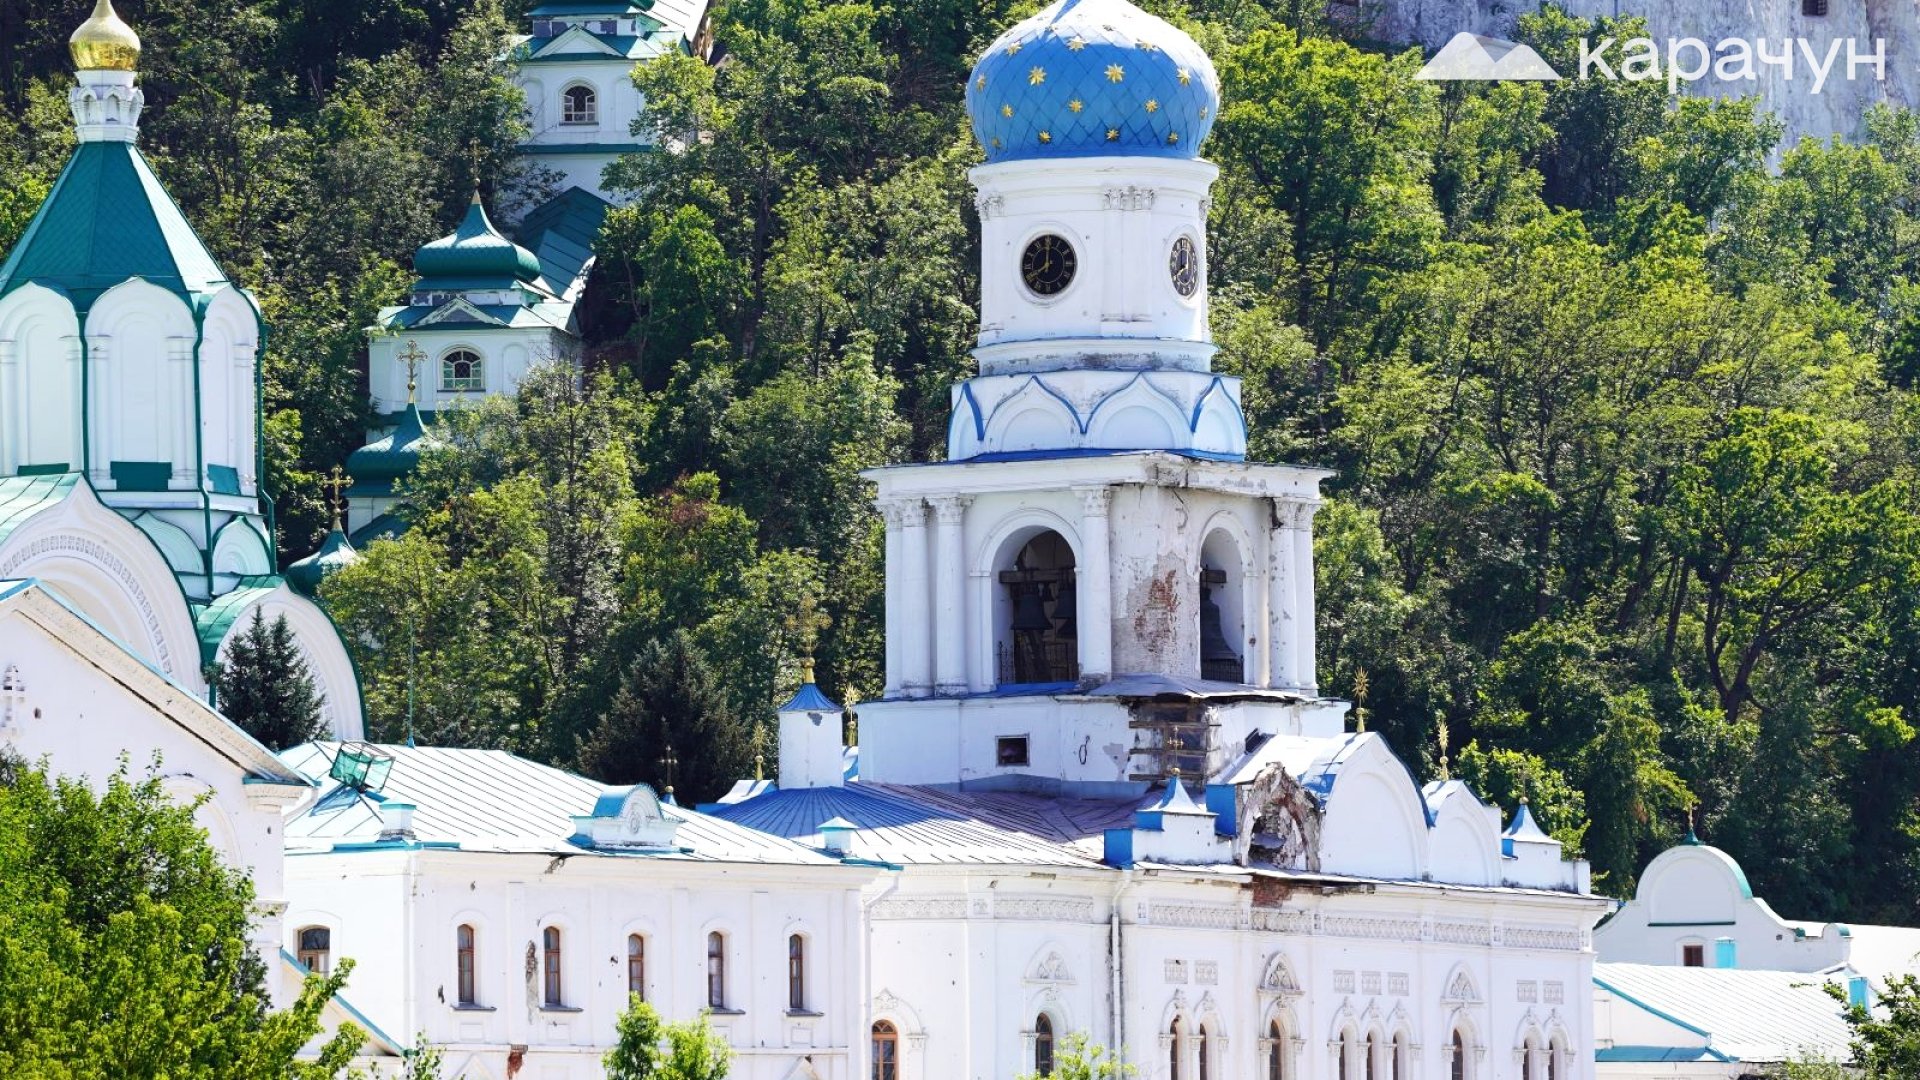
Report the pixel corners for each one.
[286,527,359,597]
[346,403,440,486]
[0,141,233,310]
[194,574,284,666]
[529,2,650,14]
[413,196,542,291]
[0,473,80,546]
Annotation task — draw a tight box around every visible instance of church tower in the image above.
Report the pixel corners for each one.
[854,0,1344,790]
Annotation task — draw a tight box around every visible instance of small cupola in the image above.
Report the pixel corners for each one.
[287,468,361,596]
[412,193,544,290]
[778,660,847,790]
[70,0,141,71]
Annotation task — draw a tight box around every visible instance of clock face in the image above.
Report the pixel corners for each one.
[1169,236,1200,298]
[1021,234,1078,297]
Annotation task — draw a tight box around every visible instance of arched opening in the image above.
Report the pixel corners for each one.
[1391,1031,1409,1080]
[707,930,727,1008]
[872,1020,899,1080]
[1266,1019,1286,1080]
[627,933,646,1000]
[562,83,597,124]
[1522,1034,1542,1080]
[456,924,477,1005]
[787,933,806,1011]
[1450,1029,1468,1080]
[1337,1028,1359,1080]
[1198,529,1245,682]
[440,349,484,393]
[995,530,1078,686]
[296,925,331,973]
[1168,1018,1184,1080]
[542,926,563,1006]
[1035,1013,1055,1076]
[1547,1035,1564,1080]
[1196,1023,1212,1080]
[1365,1031,1379,1080]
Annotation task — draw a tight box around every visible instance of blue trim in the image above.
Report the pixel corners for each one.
[281,948,413,1055]
[1103,828,1134,868]
[947,447,1247,464]
[1188,375,1249,438]
[959,382,986,441]
[1204,783,1236,835]
[1593,976,1735,1061]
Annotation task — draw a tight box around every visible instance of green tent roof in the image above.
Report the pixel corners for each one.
[413,195,543,290]
[346,403,441,486]
[286,527,359,597]
[0,141,234,310]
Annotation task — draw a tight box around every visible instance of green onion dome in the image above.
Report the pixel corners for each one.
[413,193,542,284]
[345,402,441,487]
[287,527,359,596]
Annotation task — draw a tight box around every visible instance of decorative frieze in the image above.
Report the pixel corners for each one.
[994,896,1097,922]
[870,896,968,920]
[1142,901,1243,930]
[1103,186,1157,211]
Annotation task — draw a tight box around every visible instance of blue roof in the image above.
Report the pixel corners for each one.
[780,681,841,713]
[966,0,1219,163]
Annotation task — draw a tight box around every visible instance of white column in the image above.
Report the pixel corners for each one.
[1268,499,1301,691]
[1292,501,1320,696]
[930,494,972,695]
[898,499,933,697]
[1074,485,1113,682]
[0,339,16,474]
[87,334,110,484]
[880,499,907,696]
[169,336,193,483]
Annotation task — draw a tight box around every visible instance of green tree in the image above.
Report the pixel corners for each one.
[209,609,327,751]
[605,997,732,1080]
[1015,1033,1135,1080]
[0,754,364,1074]
[1833,975,1920,1077]
[576,631,753,803]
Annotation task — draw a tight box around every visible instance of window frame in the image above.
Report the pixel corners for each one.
[627,932,646,1001]
[787,933,806,1012]
[440,349,485,394]
[1169,1017,1184,1080]
[561,83,598,125]
[872,1020,900,1080]
[542,925,564,1007]
[707,930,728,1010]
[1035,1012,1055,1076]
[296,925,331,974]
[1450,1030,1468,1080]
[1681,942,1706,967]
[456,923,477,1005]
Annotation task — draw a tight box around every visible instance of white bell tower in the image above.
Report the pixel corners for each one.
[854,0,1346,792]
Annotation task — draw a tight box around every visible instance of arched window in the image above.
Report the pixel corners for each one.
[788,934,806,1011]
[456,924,477,1005]
[1450,1030,1467,1080]
[1196,1024,1211,1080]
[1523,1035,1542,1080]
[1391,1032,1408,1080]
[1035,1013,1055,1076]
[542,926,563,1006]
[1366,1032,1378,1080]
[1168,1018,1183,1080]
[872,1020,900,1080]
[1198,530,1246,682]
[1337,1033,1350,1080]
[440,349,484,393]
[562,83,597,124]
[296,926,331,973]
[626,933,645,1000]
[707,931,727,1008]
[1547,1038,1561,1080]
[1266,1019,1286,1080]
[996,530,1078,686]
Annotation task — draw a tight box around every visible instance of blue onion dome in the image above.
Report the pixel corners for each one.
[413,193,542,284]
[286,527,359,597]
[346,402,441,486]
[966,0,1219,163]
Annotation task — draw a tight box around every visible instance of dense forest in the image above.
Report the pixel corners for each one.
[5,0,1920,921]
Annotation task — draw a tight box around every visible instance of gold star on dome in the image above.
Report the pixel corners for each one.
[1029,66,1046,85]
[1005,40,1022,55]
[1039,130,1052,143]
[976,75,987,90]
[1167,131,1179,144]
[1199,105,1210,118]
[1106,128,1120,140]
[1136,39,1159,52]
[1106,64,1125,82]
[1144,98,1159,113]
[1067,35,1087,50]
[1177,66,1192,85]
[1002,103,1014,117]
[991,137,1002,148]
[1068,98,1084,113]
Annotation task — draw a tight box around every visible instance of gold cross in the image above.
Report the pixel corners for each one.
[397,339,428,403]
[322,465,352,531]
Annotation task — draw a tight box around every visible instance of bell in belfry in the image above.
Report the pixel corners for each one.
[1199,585,1242,682]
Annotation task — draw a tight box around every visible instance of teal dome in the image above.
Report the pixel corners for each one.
[346,403,440,487]
[287,527,359,596]
[966,0,1218,164]
[413,194,542,285]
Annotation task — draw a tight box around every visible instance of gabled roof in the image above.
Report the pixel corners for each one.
[192,574,281,666]
[280,742,842,865]
[0,473,82,547]
[1595,963,1852,1064]
[0,141,234,310]
[513,186,608,298]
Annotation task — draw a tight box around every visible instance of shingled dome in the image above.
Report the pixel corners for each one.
[413,194,543,287]
[965,0,1219,164]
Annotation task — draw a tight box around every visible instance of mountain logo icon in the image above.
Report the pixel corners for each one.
[1415,32,1561,81]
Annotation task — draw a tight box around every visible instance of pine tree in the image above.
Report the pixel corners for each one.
[576,631,751,804]
[210,610,326,751]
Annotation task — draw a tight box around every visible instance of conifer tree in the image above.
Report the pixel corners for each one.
[576,631,751,804]
[210,610,326,751]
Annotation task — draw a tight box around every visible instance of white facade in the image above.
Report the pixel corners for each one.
[0,578,313,1002]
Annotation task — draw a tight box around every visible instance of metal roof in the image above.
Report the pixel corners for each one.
[0,473,79,547]
[281,742,840,865]
[1594,962,1852,1063]
[708,782,1140,868]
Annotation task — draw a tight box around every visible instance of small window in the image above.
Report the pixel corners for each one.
[1035,1013,1055,1076]
[1267,1019,1286,1080]
[997,735,1030,767]
[440,349,484,393]
[1803,0,1828,15]
[707,930,727,1009]
[1547,1039,1561,1080]
[543,926,563,1006]
[787,934,806,1011]
[1197,1024,1211,1080]
[872,1021,899,1080]
[456,924,477,1005]
[1682,943,1705,967]
[1392,1032,1408,1080]
[1366,1032,1378,1080]
[296,926,331,974]
[627,933,646,1000]
[562,84,597,124]
[1169,1018,1183,1080]
[1450,1030,1467,1080]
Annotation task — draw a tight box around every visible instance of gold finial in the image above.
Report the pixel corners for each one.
[397,339,427,404]
[322,466,352,531]
[754,751,764,782]
[1436,718,1451,780]
[801,657,816,684]
[70,0,141,71]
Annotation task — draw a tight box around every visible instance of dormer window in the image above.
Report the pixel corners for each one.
[562,84,597,125]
